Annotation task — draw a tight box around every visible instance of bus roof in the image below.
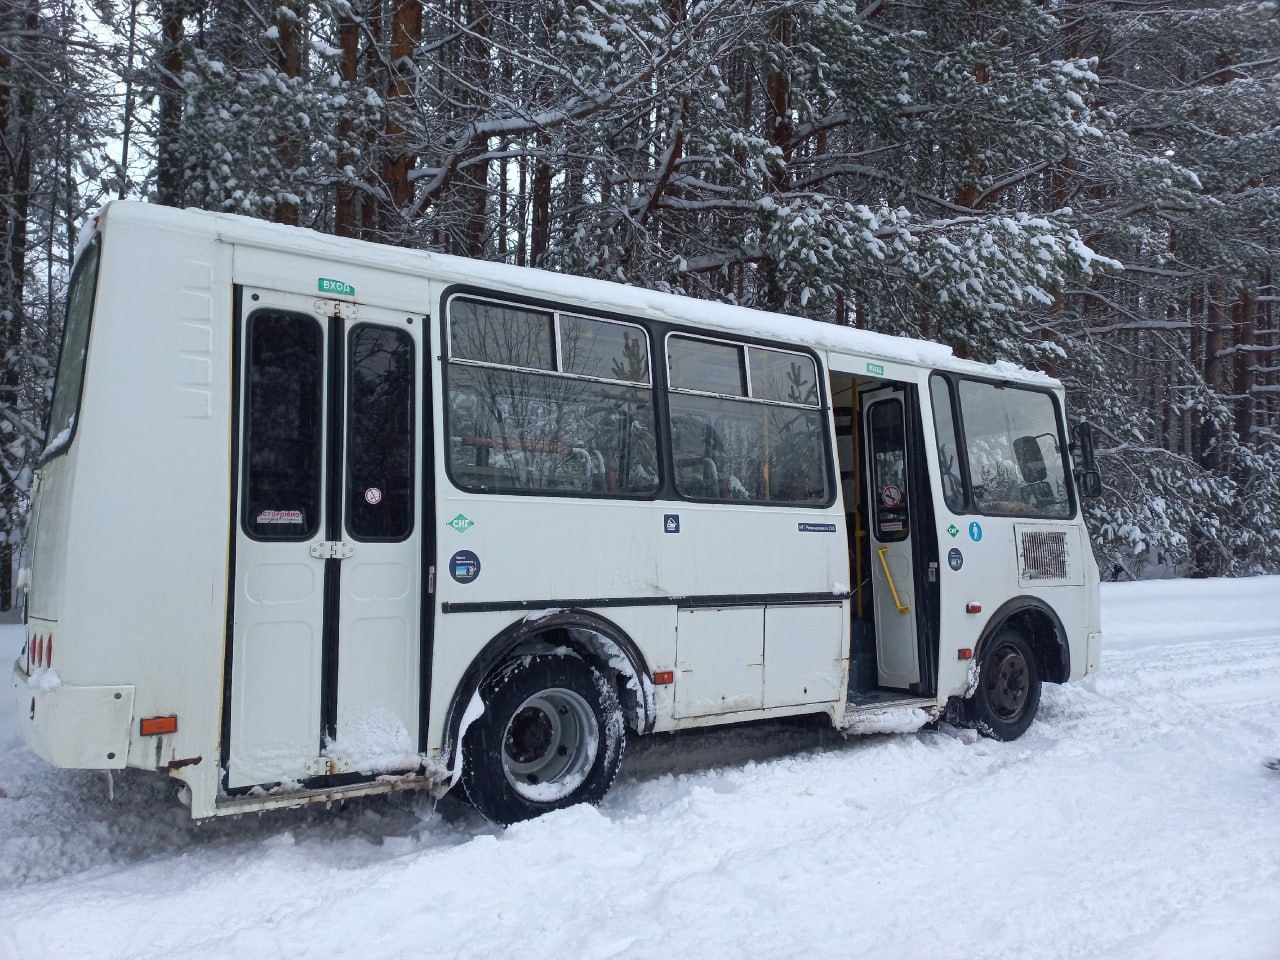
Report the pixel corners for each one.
[98,200,1057,388]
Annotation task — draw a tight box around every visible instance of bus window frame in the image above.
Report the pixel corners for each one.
[40,234,103,466]
[442,290,661,501]
[240,308,326,543]
[930,370,1078,521]
[664,330,835,509]
[345,321,416,544]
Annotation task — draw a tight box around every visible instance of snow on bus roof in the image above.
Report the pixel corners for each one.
[100,201,1056,386]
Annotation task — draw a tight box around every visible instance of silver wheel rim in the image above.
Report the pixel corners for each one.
[501,687,598,801]
[985,643,1030,721]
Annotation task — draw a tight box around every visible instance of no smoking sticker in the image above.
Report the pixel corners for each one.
[364,487,383,505]
[881,484,903,508]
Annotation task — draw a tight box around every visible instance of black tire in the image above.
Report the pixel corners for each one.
[965,627,1042,741]
[460,654,625,825]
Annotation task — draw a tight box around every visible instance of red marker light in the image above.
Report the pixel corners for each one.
[958,648,974,660]
[965,602,983,614]
[653,670,675,685]
[139,716,178,736]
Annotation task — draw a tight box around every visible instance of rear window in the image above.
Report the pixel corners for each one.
[44,235,101,458]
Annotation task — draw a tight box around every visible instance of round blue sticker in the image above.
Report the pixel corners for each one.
[948,547,964,571]
[449,550,481,584]
[968,521,983,542]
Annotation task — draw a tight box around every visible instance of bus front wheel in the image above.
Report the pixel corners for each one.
[461,654,625,825]
[965,627,1042,741]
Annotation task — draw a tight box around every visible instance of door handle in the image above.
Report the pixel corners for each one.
[876,546,911,614]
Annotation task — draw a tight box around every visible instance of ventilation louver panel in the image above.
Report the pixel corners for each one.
[1020,530,1068,581]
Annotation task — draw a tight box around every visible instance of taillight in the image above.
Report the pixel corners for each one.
[34,635,43,668]
[46,635,53,667]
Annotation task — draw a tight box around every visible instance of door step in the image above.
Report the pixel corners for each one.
[213,770,438,818]
[837,696,940,735]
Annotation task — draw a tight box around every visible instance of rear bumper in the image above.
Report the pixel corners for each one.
[9,658,135,769]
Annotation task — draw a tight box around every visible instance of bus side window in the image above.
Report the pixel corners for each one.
[667,336,828,506]
[243,310,324,540]
[445,296,658,497]
[929,375,967,514]
[347,325,414,541]
[867,398,910,543]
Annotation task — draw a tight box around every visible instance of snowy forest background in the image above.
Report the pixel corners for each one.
[1,0,1278,596]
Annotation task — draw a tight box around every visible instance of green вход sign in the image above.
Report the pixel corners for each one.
[318,277,356,297]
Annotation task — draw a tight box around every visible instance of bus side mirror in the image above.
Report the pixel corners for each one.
[1013,435,1048,483]
[1073,423,1102,498]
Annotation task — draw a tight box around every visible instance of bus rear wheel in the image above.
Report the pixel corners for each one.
[965,627,1042,741]
[461,654,625,825]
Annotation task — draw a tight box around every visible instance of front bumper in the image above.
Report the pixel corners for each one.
[9,658,135,769]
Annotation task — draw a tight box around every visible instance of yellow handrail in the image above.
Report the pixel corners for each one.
[876,546,910,614]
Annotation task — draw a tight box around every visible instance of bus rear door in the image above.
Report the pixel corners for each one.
[226,288,423,789]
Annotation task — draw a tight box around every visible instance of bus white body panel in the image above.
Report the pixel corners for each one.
[9,202,1103,821]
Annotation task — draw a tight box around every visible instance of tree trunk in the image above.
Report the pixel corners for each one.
[118,0,140,198]
[334,7,360,237]
[530,132,551,266]
[1233,289,1256,462]
[0,0,41,610]
[155,0,187,207]
[271,0,304,226]
[381,0,422,234]
[1199,280,1227,472]
[760,8,791,311]
[360,0,382,236]
[457,0,491,258]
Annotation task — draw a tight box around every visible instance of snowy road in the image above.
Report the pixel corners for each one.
[2,577,1278,960]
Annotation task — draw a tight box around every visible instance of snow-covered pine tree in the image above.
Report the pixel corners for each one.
[550,0,1111,352]
[1053,0,1280,576]
[0,0,114,608]
[145,0,350,226]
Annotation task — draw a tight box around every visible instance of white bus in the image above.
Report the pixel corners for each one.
[10,202,1103,824]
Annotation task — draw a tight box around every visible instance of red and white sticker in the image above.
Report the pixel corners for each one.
[881,484,903,508]
[257,509,304,524]
[364,486,383,505]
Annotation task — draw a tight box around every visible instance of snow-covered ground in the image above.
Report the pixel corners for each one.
[1,577,1278,960]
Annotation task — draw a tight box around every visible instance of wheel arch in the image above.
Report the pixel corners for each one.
[975,596,1070,685]
[439,609,655,775]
